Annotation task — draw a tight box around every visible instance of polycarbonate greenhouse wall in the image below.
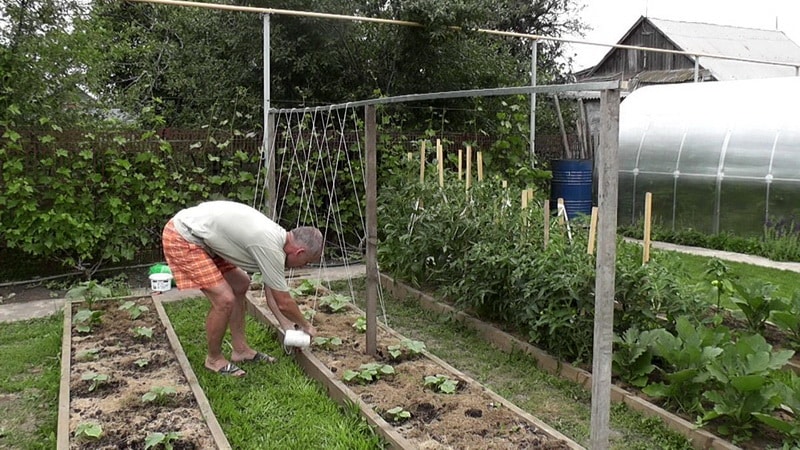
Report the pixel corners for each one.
[618,76,800,237]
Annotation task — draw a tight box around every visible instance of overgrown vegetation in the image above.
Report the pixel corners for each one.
[377,177,800,447]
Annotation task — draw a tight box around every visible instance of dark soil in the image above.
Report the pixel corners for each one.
[252,284,576,450]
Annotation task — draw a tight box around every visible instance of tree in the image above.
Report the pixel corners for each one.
[0,0,100,126]
[81,0,585,128]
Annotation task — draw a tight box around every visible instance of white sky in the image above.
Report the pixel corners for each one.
[567,0,800,70]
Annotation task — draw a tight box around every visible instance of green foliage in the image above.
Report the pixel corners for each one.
[133,326,154,339]
[769,290,800,349]
[423,374,459,394]
[385,406,412,422]
[134,358,150,368]
[342,363,395,384]
[76,348,101,361]
[312,336,343,350]
[730,280,788,334]
[352,316,367,333]
[81,371,109,392]
[612,328,658,388]
[73,309,103,333]
[642,317,728,414]
[614,244,701,332]
[119,300,149,320]
[753,370,800,446]
[388,338,426,360]
[700,334,793,441]
[141,386,177,404]
[144,431,181,450]
[67,280,112,308]
[0,122,265,276]
[319,293,352,313]
[289,279,321,298]
[702,258,736,310]
[74,422,103,440]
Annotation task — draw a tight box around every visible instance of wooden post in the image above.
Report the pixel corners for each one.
[557,198,565,225]
[458,149,463,181]
[526,188,534,203]
[502,180,507,189]
[477,151,483,182]
[552,94,571,159]
[419,141,426,184]
[437,139,444,188]
[543,200,550,249]
[591,87,620,450]
[465,145,472,191]
[521,190,528,209]
[364,105,378,357]
[587,206,599,255]
[407,152,412,162]
[643,192,653,264]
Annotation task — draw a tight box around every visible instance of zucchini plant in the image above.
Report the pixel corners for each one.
[642,317,728,414]
[700,334,793,442]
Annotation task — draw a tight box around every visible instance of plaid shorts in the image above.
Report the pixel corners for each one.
[161,219,237,290]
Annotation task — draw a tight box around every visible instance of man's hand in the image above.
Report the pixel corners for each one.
[301,324,317,338]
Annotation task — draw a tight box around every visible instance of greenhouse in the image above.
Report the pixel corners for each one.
[617,76,800,236]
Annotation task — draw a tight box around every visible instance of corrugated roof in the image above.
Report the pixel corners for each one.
[648,18,800,80]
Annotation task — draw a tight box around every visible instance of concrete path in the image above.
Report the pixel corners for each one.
[0,264,366,323]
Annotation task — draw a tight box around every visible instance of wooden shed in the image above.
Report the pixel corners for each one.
[570,16,800,159]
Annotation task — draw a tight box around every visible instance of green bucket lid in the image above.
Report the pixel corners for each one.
[149,263,172,275]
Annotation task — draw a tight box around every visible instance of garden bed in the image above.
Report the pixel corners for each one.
[58,296,230,450]
[246,285,582,450]
[377,275,746,450]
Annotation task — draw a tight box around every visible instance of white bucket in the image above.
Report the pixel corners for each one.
[283,329,311,348]
[149,273,173,292]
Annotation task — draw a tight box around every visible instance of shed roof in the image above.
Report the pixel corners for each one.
[647,17,800,80]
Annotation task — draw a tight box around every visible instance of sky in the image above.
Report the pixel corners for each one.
[567,0,800,70]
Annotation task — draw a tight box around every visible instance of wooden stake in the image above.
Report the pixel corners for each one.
[465,145,472,191]
[643,192,653,264]
[458,149,463,181]
[543,200,550,250]
[436,139,444,188]
[557,198,565,225]
[502,180,507,189]
[587,206,599,255]
[477,151,483,182]
[419,141,426,184]
[521,190,528,209]
[407,152,413,161]
[526,188,534,202]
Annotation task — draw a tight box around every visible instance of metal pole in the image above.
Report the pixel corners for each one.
[365,105,378,356]
[590,87,620,450]
[262,14,276,219]
[529,40,538,168]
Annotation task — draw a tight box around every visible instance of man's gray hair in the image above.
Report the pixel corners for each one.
[291,226,324,259]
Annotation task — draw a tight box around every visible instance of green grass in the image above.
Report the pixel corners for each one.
[0,314,62,450]
[671,249,800,299]
[163,298,384,450]
[343,281,693,450]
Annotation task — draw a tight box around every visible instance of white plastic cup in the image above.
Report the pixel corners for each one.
[284,329,311,348]
[149,273,173,292]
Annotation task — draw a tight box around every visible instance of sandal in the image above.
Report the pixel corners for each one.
[208,362,246,377]
[236,351,277,364]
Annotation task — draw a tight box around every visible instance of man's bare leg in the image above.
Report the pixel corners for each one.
[201,280,245,376]
[222,268,263,362]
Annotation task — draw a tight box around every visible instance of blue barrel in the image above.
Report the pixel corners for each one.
[549,159,594,219]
